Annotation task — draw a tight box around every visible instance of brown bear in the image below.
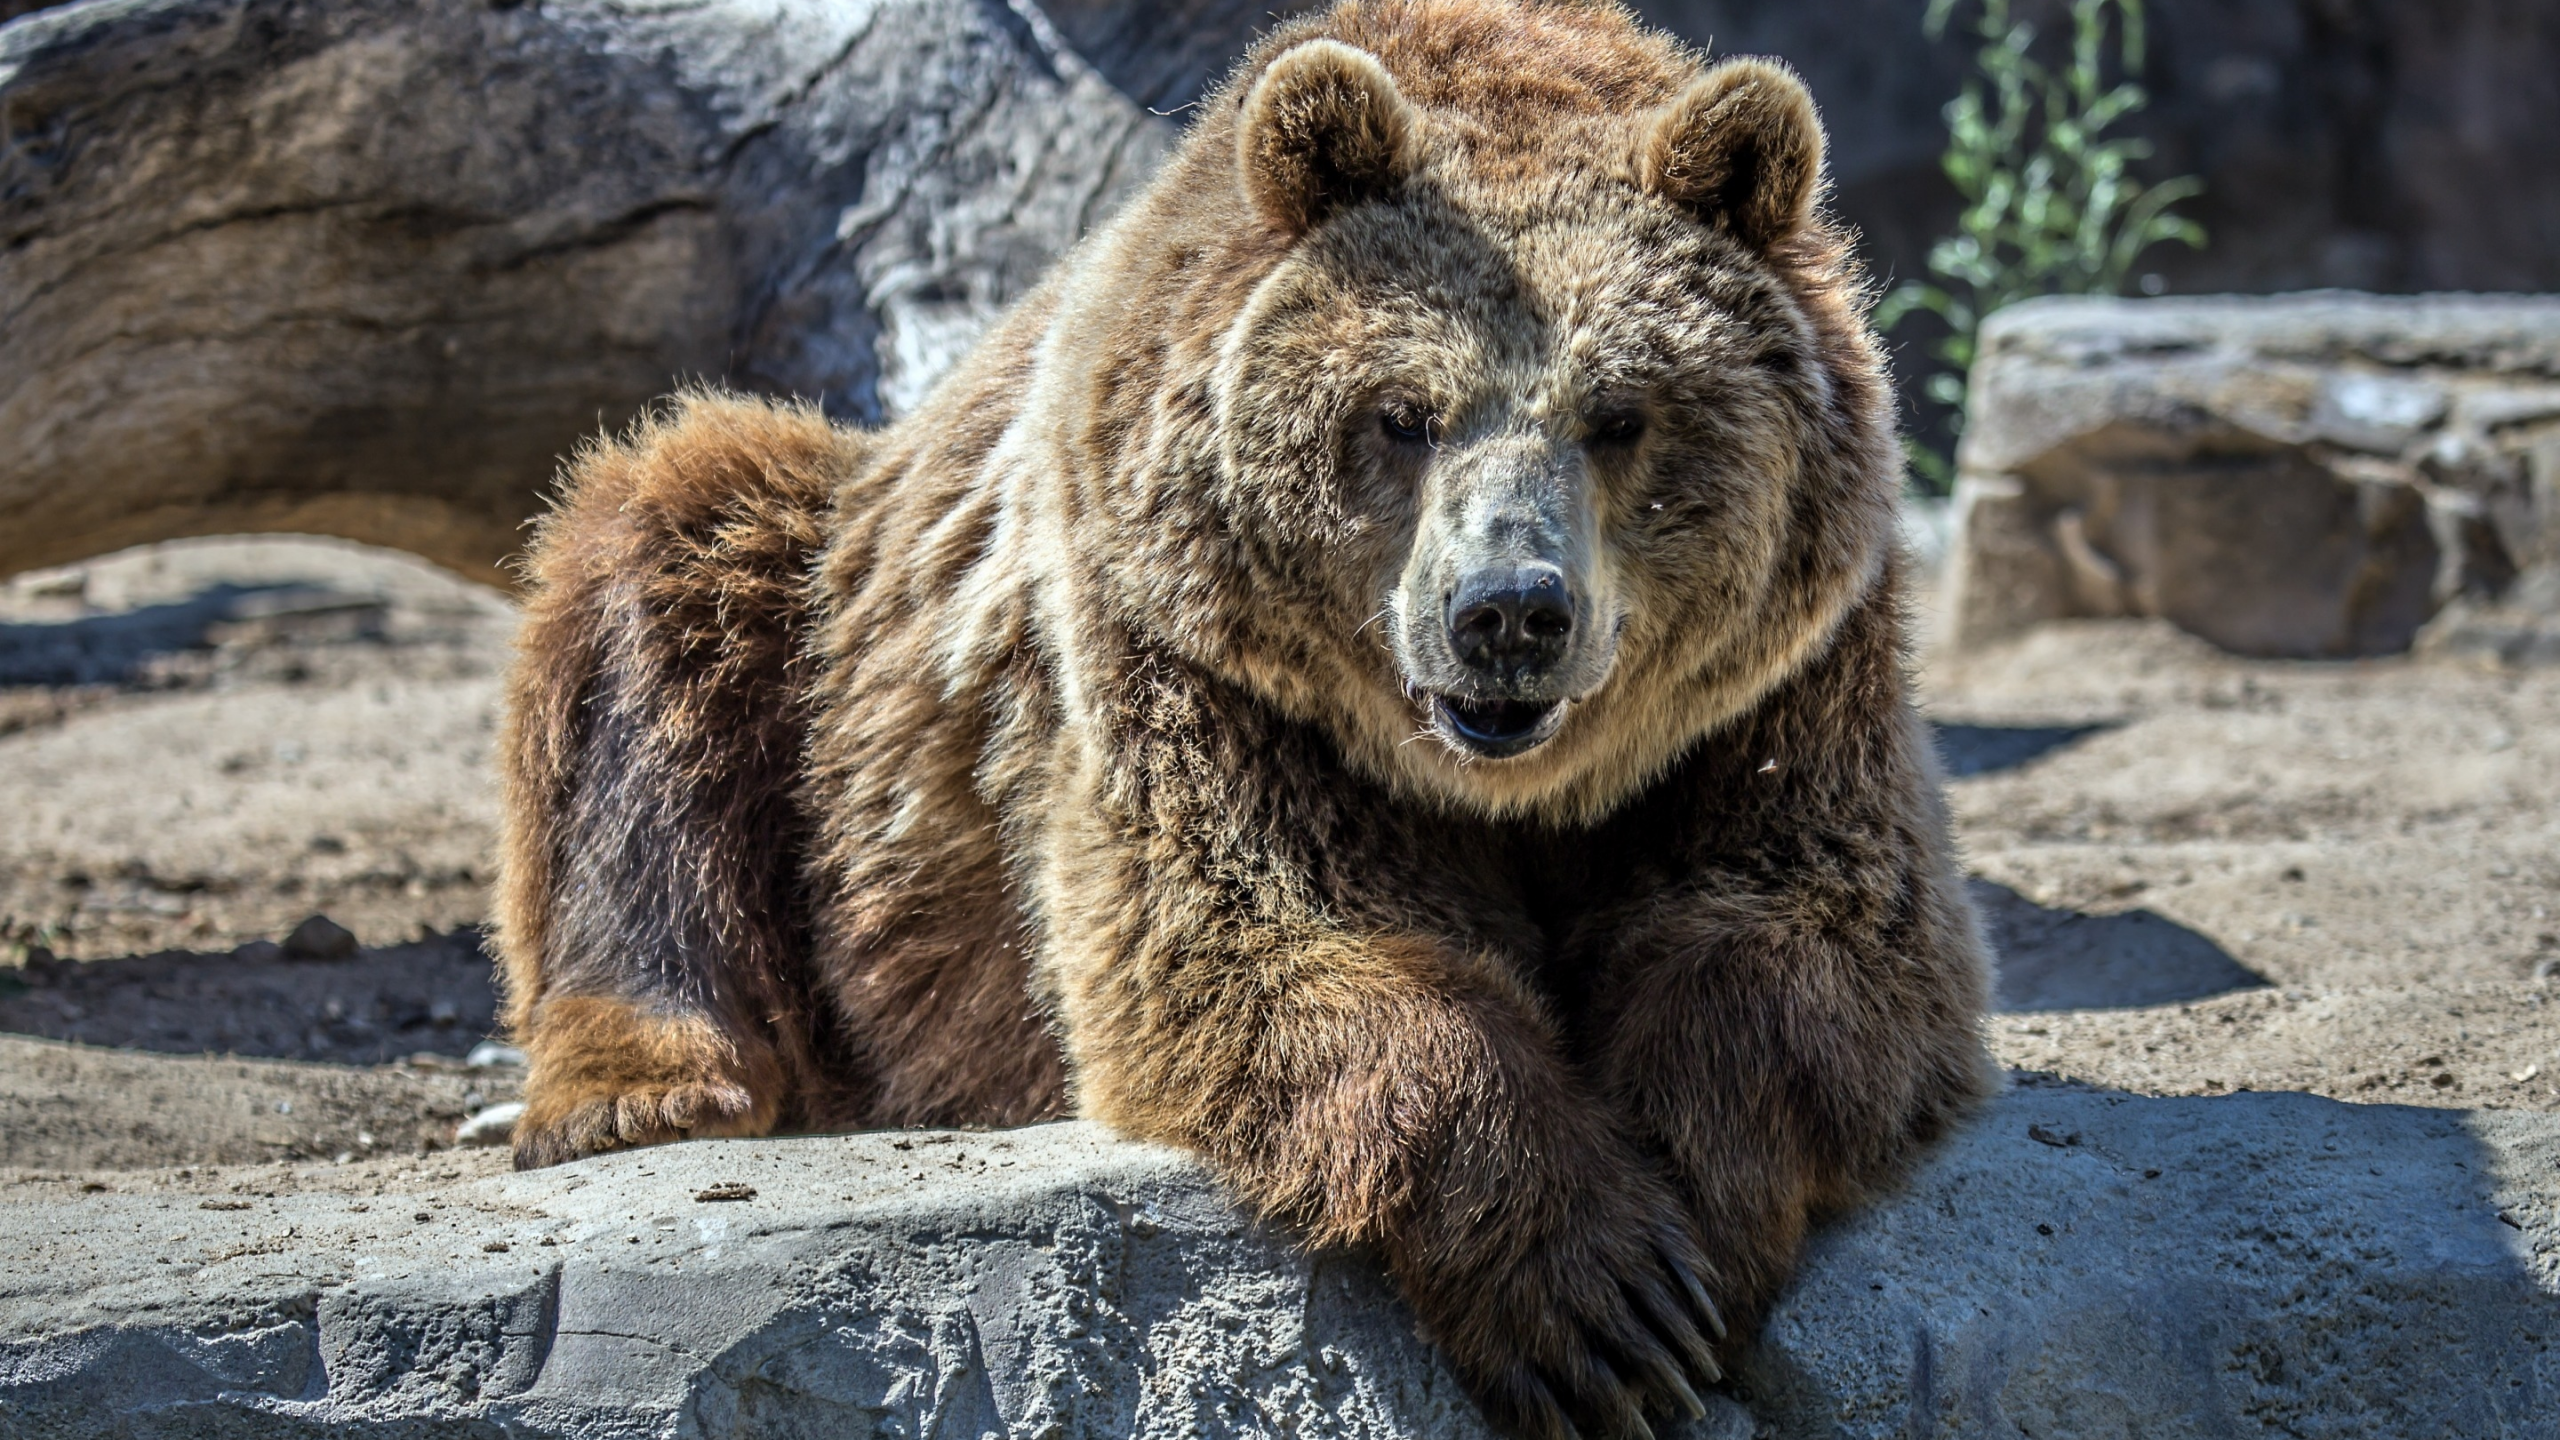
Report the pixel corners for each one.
[495,1,1995,1434]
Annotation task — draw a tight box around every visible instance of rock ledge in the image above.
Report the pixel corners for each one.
[3,1089,2554,1438]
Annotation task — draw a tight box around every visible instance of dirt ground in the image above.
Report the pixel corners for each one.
[1930,619,2560,1108]
[0,538,520,1174]
[3,536,2557,1188]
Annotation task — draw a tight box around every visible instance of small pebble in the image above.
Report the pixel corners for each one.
[281,915,358,962]
[24,569,87,600]
[454,1101,525,1147]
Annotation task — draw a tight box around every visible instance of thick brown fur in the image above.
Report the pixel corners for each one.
[497,4,1995,1435]
[496,394,863,1162]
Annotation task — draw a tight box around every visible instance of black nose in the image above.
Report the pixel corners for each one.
[1447,565,1575,676]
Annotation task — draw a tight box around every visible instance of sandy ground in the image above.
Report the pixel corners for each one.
[1930,620,2560,1108]
[3,536,2557,1188]
[0,538,520,1174]
[0,536,507,960]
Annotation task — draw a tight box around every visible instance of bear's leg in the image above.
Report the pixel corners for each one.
[496,392,859,1168]
[799,596,1070,1129]
[1037,670,1725,1440]
[1580,609,1997,1338]
[1583,864,1994,1330]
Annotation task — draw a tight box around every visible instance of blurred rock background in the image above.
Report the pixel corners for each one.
[1944,294,2560,659]
[4,0,2555,584]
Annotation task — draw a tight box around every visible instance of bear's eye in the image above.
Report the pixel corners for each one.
[1379,404,1432,446]
[1586,410,1646,447]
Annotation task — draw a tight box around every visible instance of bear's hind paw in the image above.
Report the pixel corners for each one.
[511,1079,763,1169]
[508,996,783,1169]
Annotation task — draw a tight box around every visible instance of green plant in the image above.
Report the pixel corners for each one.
[1878,0,2206,492]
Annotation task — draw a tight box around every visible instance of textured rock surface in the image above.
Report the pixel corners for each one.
[3,1091,2554,1438]
[1942,293,2560,657]
[0,0,1173,586]
[1758,1087,2560,1438]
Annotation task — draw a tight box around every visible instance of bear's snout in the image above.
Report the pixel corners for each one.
[1446,562,1575,679]
[1421,560,1586,758]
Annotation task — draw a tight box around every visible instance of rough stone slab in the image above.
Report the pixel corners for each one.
[1762,1089,2560,1439]
[4,1089,2554,1437]
[1943,293,2560,658]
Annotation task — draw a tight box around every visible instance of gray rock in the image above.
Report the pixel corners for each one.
[2,1091,2553,1437]
[0,0,1176,586]
[465,1042,527,1071]
[1751,1088,2560,1439]
[280,914,357,963]
[1942,293,2560,657]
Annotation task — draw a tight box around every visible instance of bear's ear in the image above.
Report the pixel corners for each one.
[1238,39,1422,238]
[1638,58,1825,250]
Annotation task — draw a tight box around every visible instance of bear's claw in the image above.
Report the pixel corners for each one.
[1655,1229,1728,1343]
[1427,1189,1727,1440]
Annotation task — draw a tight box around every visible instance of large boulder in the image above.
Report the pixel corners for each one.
[1942,293,2560,657]
[0,0,1190,586]
[2,1090,2553,1436]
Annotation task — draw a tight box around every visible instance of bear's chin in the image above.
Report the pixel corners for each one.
[1429,693,1569,760]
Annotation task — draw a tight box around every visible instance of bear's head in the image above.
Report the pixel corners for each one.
[1041,0,1898,823]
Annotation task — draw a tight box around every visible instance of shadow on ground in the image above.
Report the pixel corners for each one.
[0,874,2259,1061]
[1974,879,2268,1011]
[0,928,501,1063]
[0,583,387,687]
[1931,720,2119,779]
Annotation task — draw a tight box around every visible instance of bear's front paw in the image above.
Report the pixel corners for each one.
[509,996,781,1169]
[1408,1197,1728,1440]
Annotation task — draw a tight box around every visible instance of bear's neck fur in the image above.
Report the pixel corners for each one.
[871,0,1900,827]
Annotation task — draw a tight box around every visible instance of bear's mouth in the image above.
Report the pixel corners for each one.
[1429,694,1566,759]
